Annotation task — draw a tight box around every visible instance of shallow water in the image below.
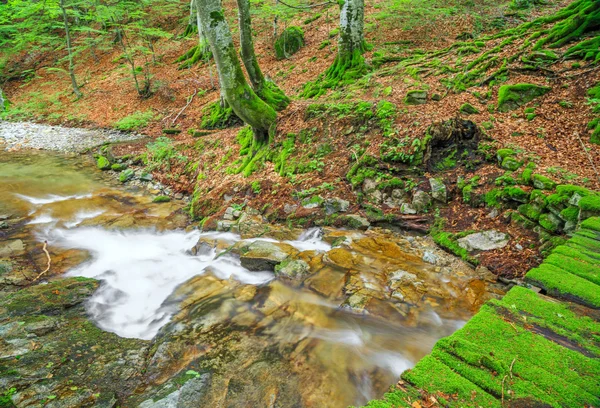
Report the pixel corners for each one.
[0,150,498,406]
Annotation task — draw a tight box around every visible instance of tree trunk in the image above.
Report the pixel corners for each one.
[196,0,276,142]
[236,0,289,110]
[236,0,265,92]
[338,0,365,58]
[0,88,5,112]
[59,0,82,98]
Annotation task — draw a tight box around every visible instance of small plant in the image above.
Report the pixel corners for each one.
[251,181,261,194]
[115,110,155,131]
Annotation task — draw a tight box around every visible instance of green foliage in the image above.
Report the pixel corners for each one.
[0,387,16,408]
[115,110,155,131]
[459,103,479,114]
[146,136,187,171]
[274,26,304,59]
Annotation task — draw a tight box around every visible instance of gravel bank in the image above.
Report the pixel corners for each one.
[0,121,143,152]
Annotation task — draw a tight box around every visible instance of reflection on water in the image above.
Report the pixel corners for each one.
[0,150,499,407]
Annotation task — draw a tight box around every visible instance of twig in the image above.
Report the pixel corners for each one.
[501,357,517,406]
[33,241,51,281]
[575,132,600,184]
[171,89,197,126]
[501,375,508,406]
[276,0,335,9]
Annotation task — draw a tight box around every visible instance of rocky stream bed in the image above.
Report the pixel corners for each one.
[0,134,506,407]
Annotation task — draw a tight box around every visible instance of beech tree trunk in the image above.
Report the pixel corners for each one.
[338,0,365,58]
[59,0,82,98]
[197,0,276,141]
[236,0,265,92]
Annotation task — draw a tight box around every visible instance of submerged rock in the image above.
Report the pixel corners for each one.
[457,230,509,251]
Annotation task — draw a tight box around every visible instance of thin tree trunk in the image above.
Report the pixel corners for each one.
[59,0,82,98]
[0,88,5,112]
[236,0,265,92]
[196,0,276,141]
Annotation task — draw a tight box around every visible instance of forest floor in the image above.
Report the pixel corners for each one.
[2,0,600,281]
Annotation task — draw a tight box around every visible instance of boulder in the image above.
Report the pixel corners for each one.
[274,259,311,281]
[497,83,551,112]
[324,197,349,215]
[457,230,509,251]
[404,90,428,105]
[343,214,370,230]
[429,178,447,203]
[412,190,432,212]
[240,241,295,271]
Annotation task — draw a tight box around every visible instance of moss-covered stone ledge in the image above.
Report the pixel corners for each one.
[365,217,600,407]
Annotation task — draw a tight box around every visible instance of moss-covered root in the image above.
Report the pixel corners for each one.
[234,126,273,177]
[200,100,243,129]
[176,42,212,69]
[301,49,368,98]
[535,0,600,50]
[257,80,290,111]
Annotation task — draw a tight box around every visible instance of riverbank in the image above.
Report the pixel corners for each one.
[366,217,600,407]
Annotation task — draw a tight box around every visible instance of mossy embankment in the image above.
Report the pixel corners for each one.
[365,216,600,407]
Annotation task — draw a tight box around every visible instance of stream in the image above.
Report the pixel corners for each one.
[0,149,503,407]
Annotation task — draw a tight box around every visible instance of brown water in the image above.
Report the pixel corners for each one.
[0,150,502,407]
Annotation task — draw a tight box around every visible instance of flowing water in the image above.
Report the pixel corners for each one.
[0,150,501,407]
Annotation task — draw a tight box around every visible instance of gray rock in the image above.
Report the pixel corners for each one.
[240,241,293,271]
[400,203,417,215]
[404,90,428,105]
[139,374,211,408]
[457,230,509,251]
[412,190,432,212]
[324,198,350,215]
[140,173,153,182]
[422,251,438,264]
[275,259,311,281]
[362,178,377,192]
[283,204,298,214]
[0,240,24,257]
[223,207,235,221]
[344,214,370,230]
[569,193,583,206]
[429,178,447,203]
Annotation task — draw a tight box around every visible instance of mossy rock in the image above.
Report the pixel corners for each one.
[518,203,542,221]
[119,169,135,183]
[274,26,304,60]
[459,103,479,114]
[520,163,536,184]
[532,174,556,190]
[503,186,529,203]
[404,90,428,105]
[496,148,515,162]
[152,195,171,203]
[501,156,522,171]
[539,212,563,232]
[97,156,111,170]
[111,163,127,171]
[162,128,181,135]
[497,83,551,112]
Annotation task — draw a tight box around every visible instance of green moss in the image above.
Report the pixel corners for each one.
[152,195,171,203]
[459,103,480,114]
[581,217,600,232]
[526,264,600,308]
[497,84,551,112]
[110,163,127,171]
[200,101,242,130]
[496,148,514,162]
[96,156,111,170]
[404,90,428,105]
[539,213,561,232]
[431,219,479,265]
[532,174,556,190]
[118,169,134,183]
[501,156,521,171]
[518,203,542,221]
[556,184,594,197]
[560,206,579,222]
[503,186,528,203]
[114,110,155,131]
[546,193,569,207]
[579,195,600,212]
[520,162,536,184]
[485,188,503,208]
[274,26,304,59]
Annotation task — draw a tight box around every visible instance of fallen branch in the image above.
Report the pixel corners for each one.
[171,89,198,126]
[575,132,600,184]
[33,240,51,281]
